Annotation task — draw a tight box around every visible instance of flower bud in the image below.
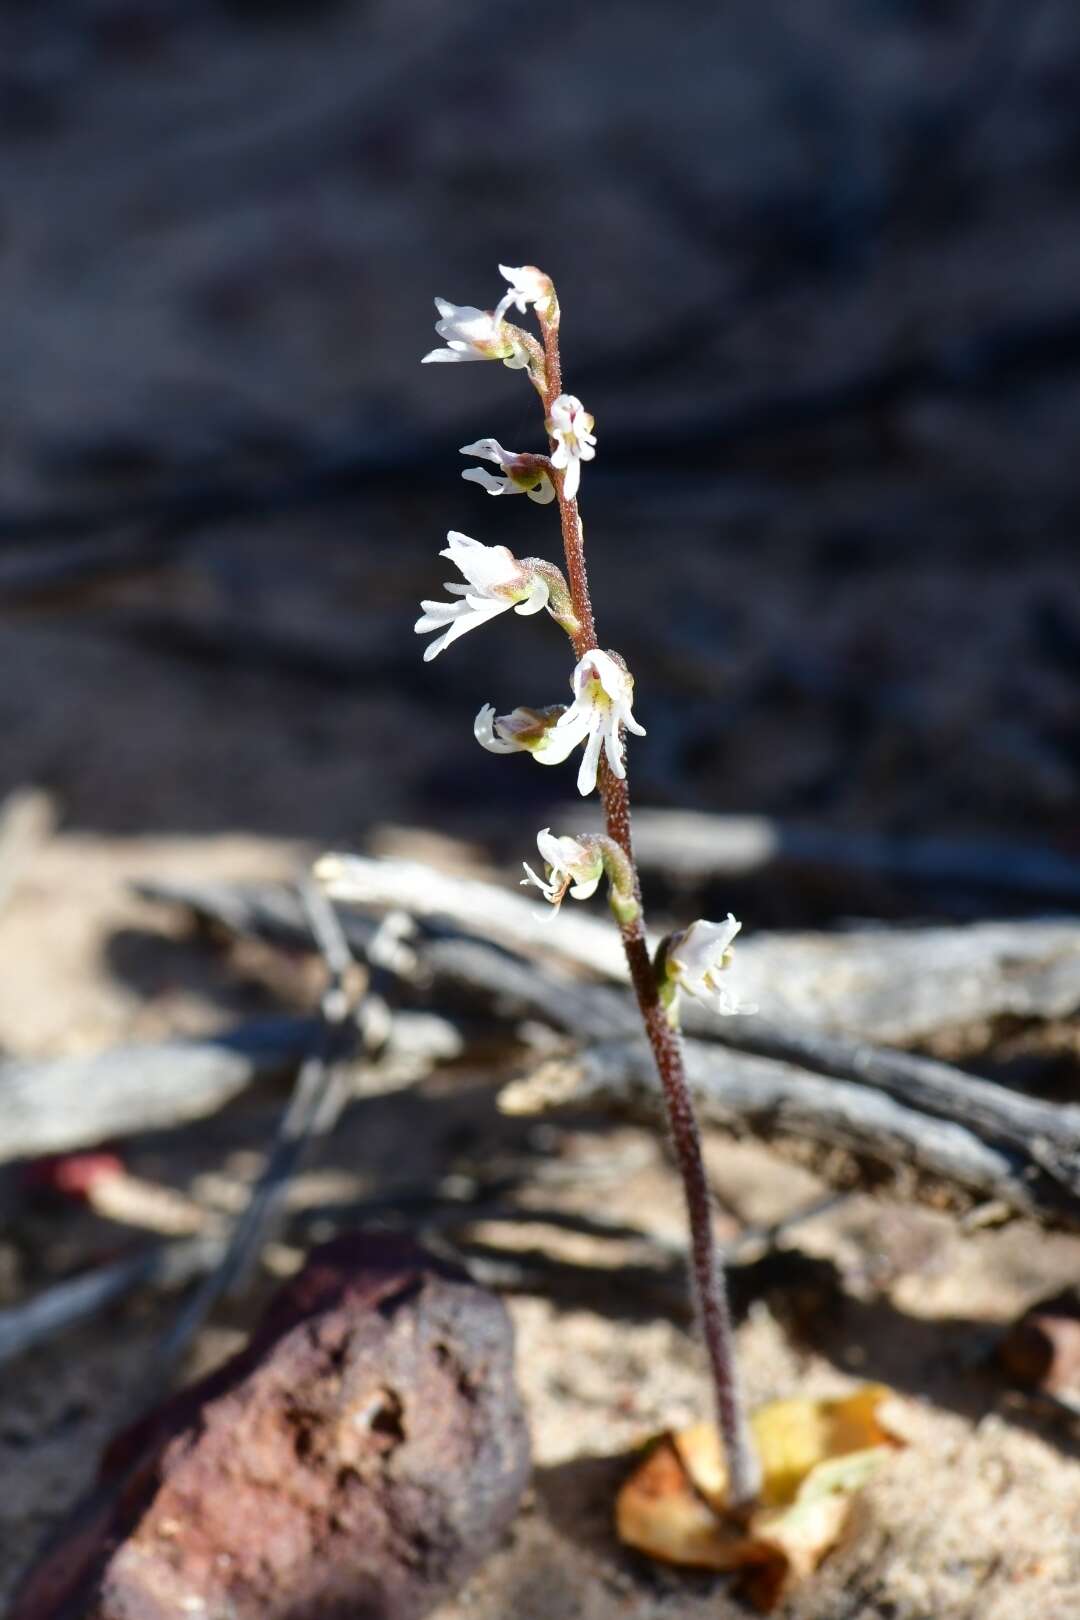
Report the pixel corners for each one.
[495,264,556,322]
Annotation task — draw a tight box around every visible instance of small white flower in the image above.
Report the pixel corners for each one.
[549,648,646,796]
[546,394,596,501]
[460,438,555,504]
[667,916,751,1015]
[521,828,603,910]
[495,264,555,323]
[422,299,528,368]
[474,702,571,759]
[414,532,549,661]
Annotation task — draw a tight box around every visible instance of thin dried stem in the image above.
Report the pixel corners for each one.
[537,314,761,1509]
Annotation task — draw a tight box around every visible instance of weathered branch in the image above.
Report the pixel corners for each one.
[135,873,1080,1190]
[310,855,1080,1042]
[125,868,1080,1228]
[500,1039,1077,1225]
[147,886,363,1391]
[136,875,634,1033]
[711,1017,1080,1169]
[0,1019,316,1163]
[0,1009,461,1163]
[584,807,1080,905]
[313,855,628,978]
[139,868,1080,1041]
[0,1238,225,1369]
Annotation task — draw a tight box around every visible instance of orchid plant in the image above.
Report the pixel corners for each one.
[414,264,763,1506]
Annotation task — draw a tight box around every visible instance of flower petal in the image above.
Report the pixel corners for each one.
[531,715,588,766]
[526,475,556,504]
[474,703,523,754]
[569,873,602,900]
[604,720,625,778]
[418,597,509,660]
[462,467,514,496]
[513,576,551,616]
[534,828,562,867]
[459,438,508,465]
[422,347,476,364]
[521,861,558,903]
[577,725,604,796]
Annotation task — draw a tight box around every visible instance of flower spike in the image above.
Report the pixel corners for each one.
[414,532,549,661]
[403,261,760,1510]
[547,393,596,501]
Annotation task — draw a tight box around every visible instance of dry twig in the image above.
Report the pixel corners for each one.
[500,1040,1077,1225]
[149,884,363,1389]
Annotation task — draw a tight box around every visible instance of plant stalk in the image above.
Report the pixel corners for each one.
[538,315,761,1510]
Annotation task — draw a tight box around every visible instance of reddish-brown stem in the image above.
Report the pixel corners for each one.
[538,313,761,1510]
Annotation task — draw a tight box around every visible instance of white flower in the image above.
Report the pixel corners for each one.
[422,299,528,368]
[414,532,549,661]
[546,394,596,500]
[549,648,646,796]
[521,828,603,910]
[460,438,555,504]
[494,264,554,323]
[667,916,751,1016]
[474,702,571,759]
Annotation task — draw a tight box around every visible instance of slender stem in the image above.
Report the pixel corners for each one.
[553,484,596,657]
[538,315,761,1510]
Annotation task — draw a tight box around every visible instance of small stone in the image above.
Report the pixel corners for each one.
[998,1288,1080,1394]
[14,1234,530,1620]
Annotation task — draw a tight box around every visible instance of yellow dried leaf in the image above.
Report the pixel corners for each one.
[675,1383,896,1510]
[615,1386,902,1611]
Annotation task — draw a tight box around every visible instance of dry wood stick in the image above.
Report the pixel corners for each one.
[0,1019,318,1163]
[135,875,632,1033]
[293,859,1080,1041]
[582,807,1080,905]
[711,1018,1080,1163]
[136,874,1080,1206]
[137,871,1080,1040]
[501,1040,1078,1225]
[149,885,361,1388]
[0,1005,457,1165]
[0,1237,224,1369]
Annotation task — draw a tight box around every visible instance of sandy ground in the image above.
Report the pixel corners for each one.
[2,834,1080,1619]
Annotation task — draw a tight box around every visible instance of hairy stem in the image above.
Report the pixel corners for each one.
[538,314,761,1509]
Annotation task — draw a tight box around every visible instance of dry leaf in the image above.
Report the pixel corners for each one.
[615,1385,902,1610]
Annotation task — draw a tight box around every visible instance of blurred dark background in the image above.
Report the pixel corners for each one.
[1,0,1078,912]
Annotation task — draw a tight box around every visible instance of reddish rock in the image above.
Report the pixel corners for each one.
[998,1287,1080,1394]
[14,1234,530,1620]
